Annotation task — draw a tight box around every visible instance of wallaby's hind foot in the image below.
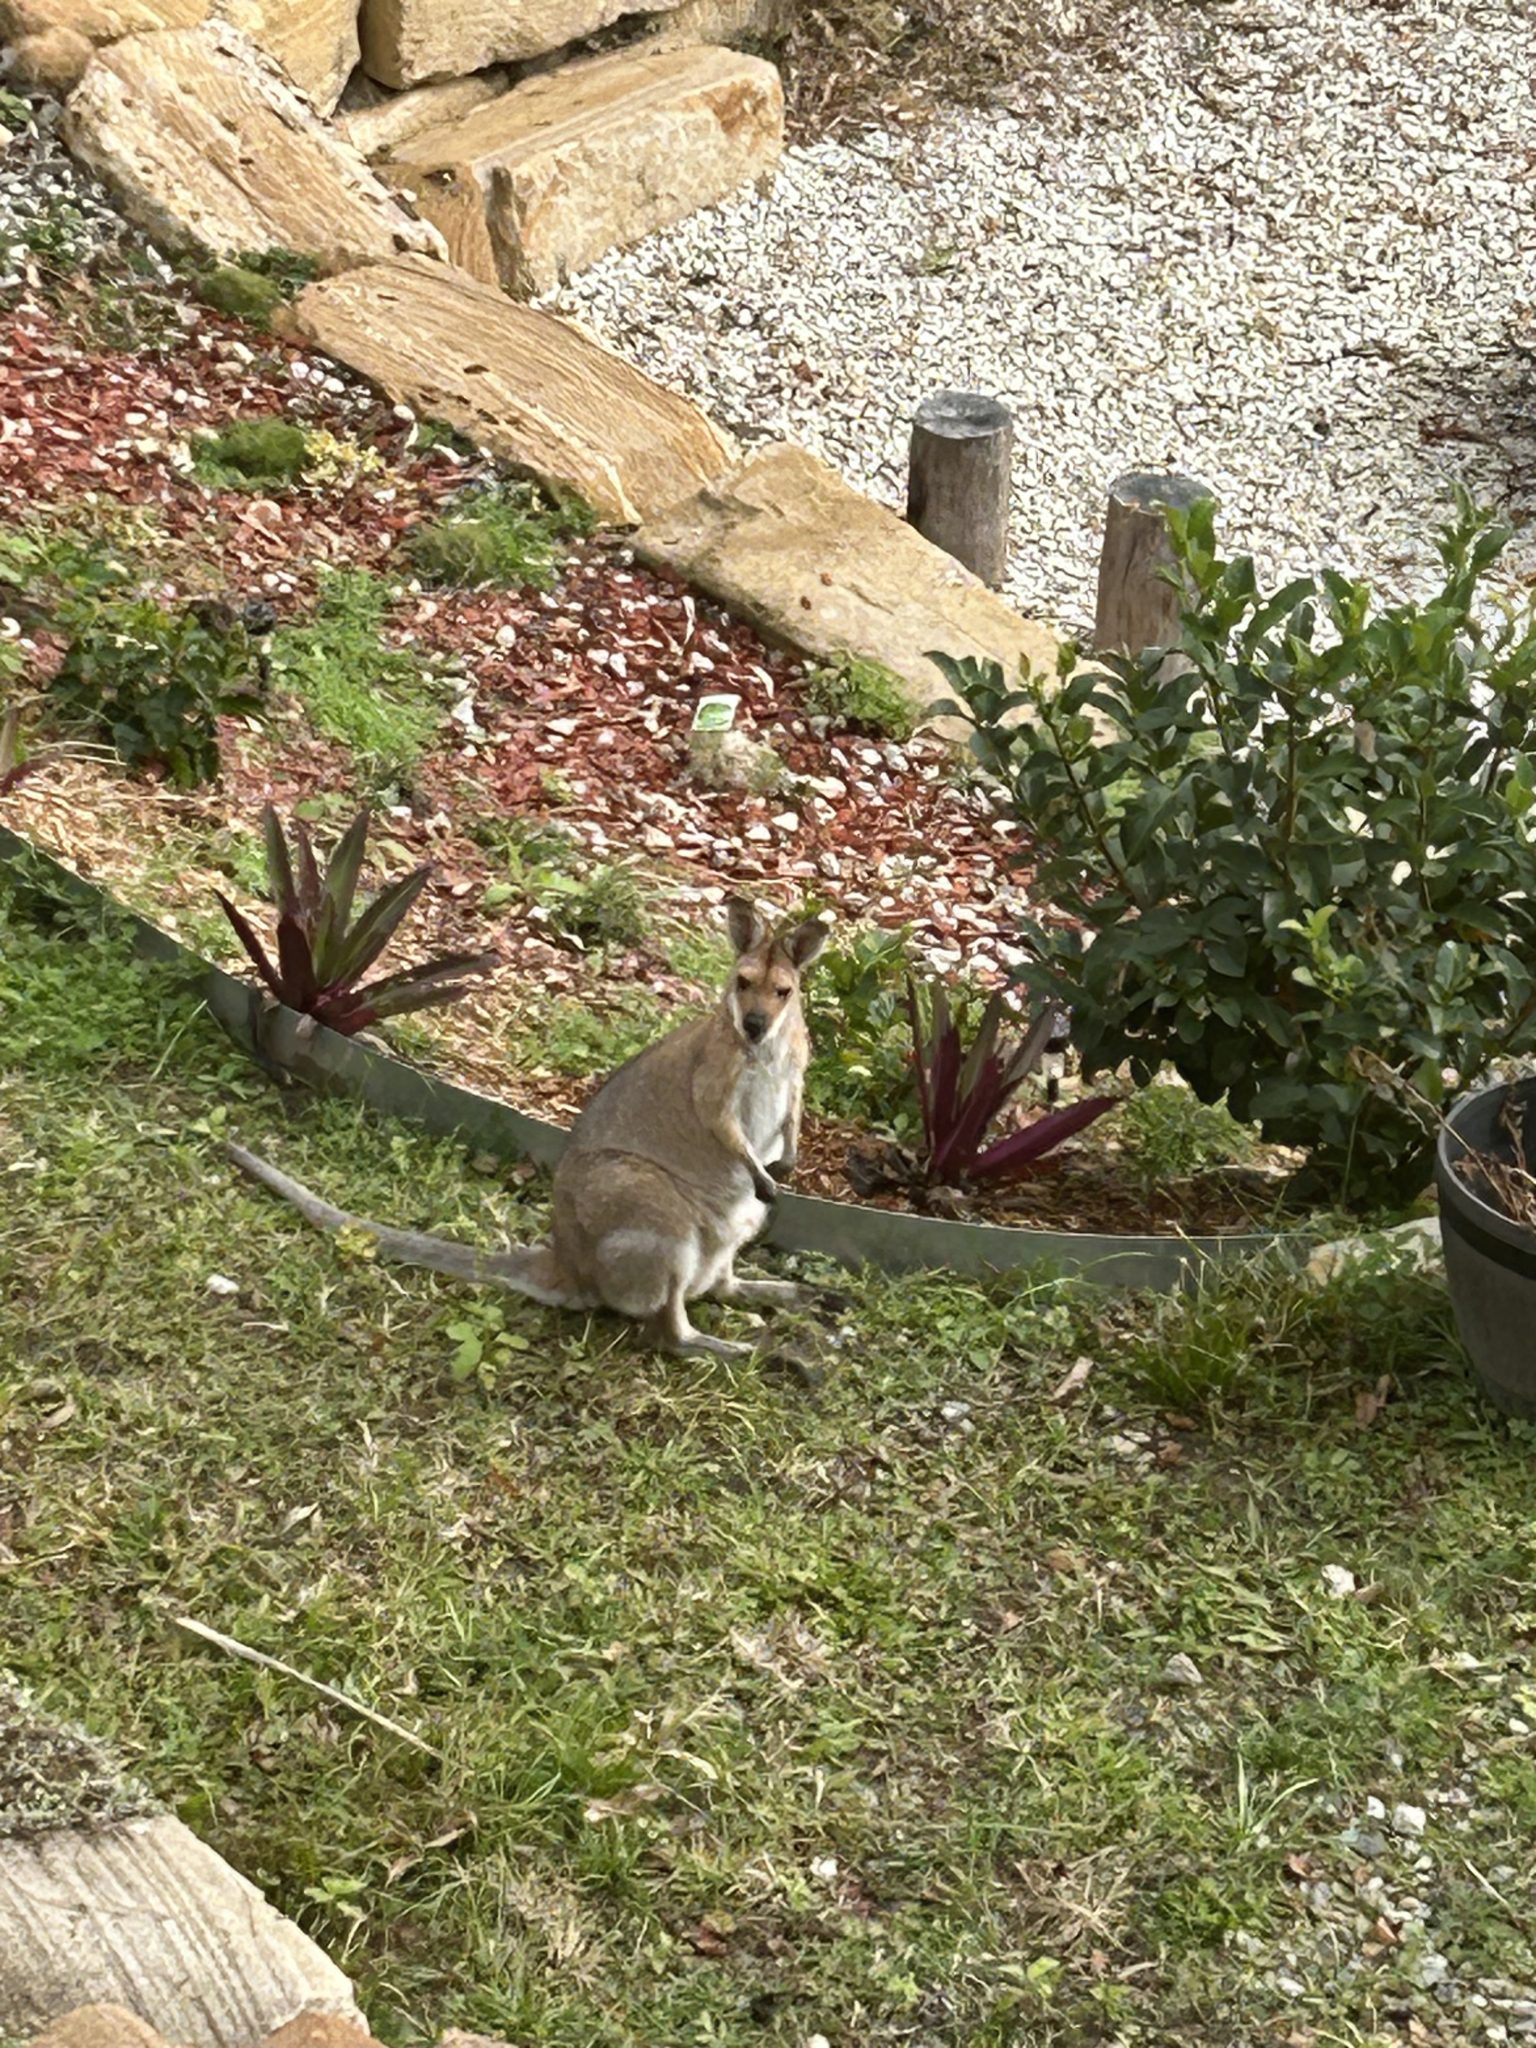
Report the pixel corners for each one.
[712,1273,812,1310]
[651,1282,754,1362]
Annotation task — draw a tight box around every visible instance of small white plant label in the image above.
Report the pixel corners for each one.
[691,693,740,733]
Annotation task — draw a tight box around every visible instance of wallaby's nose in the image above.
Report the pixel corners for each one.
[743,1011,767,1042]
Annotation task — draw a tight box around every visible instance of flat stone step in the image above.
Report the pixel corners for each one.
[283,254,736,526]
[64,21,442,272]
[634,443,1059,722]
[383,43,783,298]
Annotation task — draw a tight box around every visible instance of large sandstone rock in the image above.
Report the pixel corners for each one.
[634,443,1059,718]
[338,68,512,160]
[636,0,788,52]
[0,0,358,111]
[223,0,360,114]
[385,44,783,297]
[0,1814,360,2048]
[283,255,735,525]
[64,24,443,273]
[0,0,202,41]
[359,0,681,89]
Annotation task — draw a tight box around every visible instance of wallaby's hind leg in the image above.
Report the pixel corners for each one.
[712,1269,812,1310]
[652,1279,754,1362]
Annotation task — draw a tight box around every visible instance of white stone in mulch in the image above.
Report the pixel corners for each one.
[552,0,1536,636]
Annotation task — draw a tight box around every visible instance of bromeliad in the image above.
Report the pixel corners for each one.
[217,805,495,1036]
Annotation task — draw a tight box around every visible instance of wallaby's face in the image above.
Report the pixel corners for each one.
[723,898,829,1050]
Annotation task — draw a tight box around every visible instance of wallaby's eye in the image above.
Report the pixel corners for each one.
[737,975,753,992]
[775,985,792,998]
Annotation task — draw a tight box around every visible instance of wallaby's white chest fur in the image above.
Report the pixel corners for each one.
[734,1045,794,1162]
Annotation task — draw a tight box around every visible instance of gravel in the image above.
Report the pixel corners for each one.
[552,0,1536,636]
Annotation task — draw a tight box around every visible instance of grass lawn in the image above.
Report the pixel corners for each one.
[2,877,1534,2048]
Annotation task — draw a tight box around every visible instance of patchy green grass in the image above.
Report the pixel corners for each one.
[268,568,443,783]
[402,483,592,594]
[4,878,1534,2048]
[190,416,314,490]
[804,653,919,742]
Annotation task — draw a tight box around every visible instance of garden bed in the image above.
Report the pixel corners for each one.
[0,253,1322,1252]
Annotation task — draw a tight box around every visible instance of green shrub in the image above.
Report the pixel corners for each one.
[804,653,918,740]
[802,923,919,1130]
[401,483,589,591]
[932,489,1536,1207]
[190,417,312,489]
[48,594,261,787]
[269,569,440,780]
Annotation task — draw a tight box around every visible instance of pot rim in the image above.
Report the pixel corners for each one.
[1437,1075,1536,1252]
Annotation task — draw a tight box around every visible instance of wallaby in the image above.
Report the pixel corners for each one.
[227,897,830,1360]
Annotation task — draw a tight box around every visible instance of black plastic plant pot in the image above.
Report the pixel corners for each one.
[1437,1076,1536,1419]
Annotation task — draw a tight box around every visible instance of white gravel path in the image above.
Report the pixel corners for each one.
[552,0,1536,637]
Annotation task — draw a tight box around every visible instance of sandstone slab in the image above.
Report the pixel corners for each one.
[0,1814,360,2048]
[338,69,512,160]
[360,0,680,89]
[636,0,788,52]
[283,255,735,525]
[30,2005,169,2048]
[385,44,783,297]
[260,2018,386,2048]
[634,443,1059,720]
[64,24,443,273]
[223,0,360,114]
[0,0,357,110]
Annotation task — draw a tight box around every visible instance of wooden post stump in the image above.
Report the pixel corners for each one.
[1093,470,1214,659]
[905,390,1013,588]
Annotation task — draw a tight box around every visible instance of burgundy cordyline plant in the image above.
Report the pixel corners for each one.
[217,805,495,1036]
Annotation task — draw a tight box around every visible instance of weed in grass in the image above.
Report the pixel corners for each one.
[402,483,589,592]
[510,990,667,1077]
[269,569,442,781]
[1117,1076,1256,1190]
[190,416,312,489]
[804,651,919,740]
[20,197,87,275]
[473,817,646,951]
[229,245,321,297]
[410,417,479,459]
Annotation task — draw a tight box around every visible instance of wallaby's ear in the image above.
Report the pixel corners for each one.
[782,916,830,972]
[725,896,767,957]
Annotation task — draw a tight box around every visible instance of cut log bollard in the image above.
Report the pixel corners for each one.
[1093,470,1214,658]
[905,390,1014,588]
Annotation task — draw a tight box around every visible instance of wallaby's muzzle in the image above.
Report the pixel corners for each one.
[742,1010,769,1043]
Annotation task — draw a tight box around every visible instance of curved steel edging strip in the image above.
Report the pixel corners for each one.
[0,825,1311,1289]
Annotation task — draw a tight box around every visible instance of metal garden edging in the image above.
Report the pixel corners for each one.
[0,824,1314,1290]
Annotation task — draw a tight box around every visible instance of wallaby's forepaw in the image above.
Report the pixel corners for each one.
[752,1169,780,1205]
[767,1155,796,1183]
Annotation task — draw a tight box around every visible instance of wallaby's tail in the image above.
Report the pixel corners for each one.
[226,1143,576,1305]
